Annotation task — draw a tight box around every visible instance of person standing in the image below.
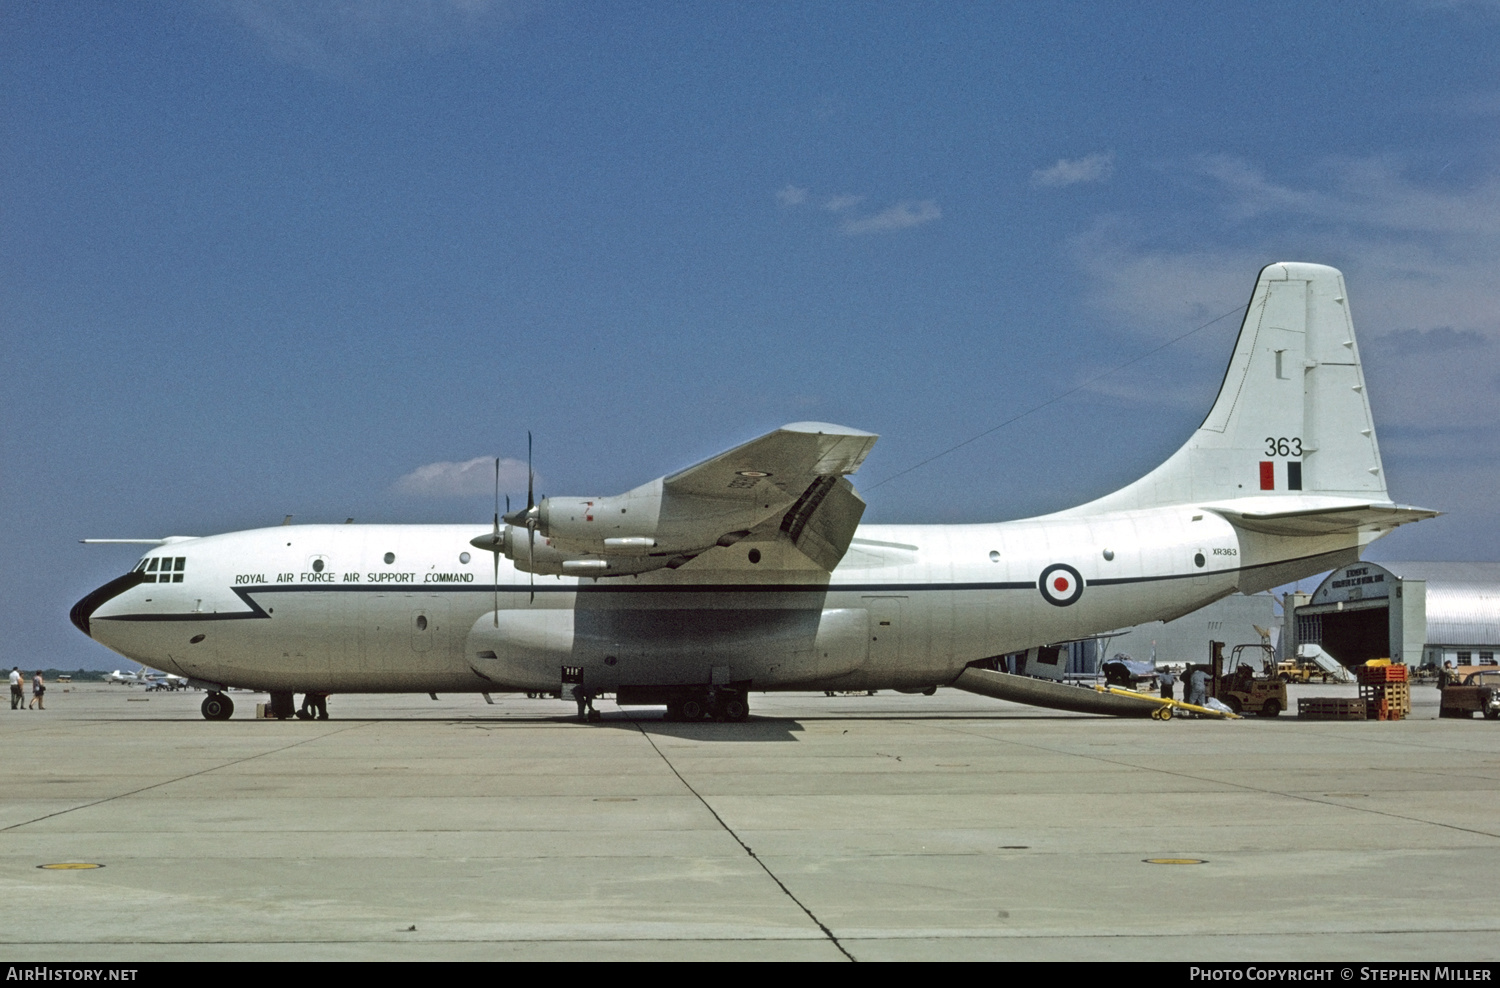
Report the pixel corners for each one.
[29,670,45,710]
[9,667,22,710]
[1186,666,1209,707]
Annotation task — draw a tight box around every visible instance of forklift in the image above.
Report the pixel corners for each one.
[1205,640,1286,716]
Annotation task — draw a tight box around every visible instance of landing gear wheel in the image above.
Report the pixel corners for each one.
[1259,699,1282,717]
[720,695,749,722]
[201,693,234,721]
[680,697,704,720]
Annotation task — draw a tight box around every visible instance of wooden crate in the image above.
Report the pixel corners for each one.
[1299,697,1367,721]
[1357,664,1409,686]
[1360,682,1410,718]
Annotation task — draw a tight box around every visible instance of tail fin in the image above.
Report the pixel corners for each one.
[1067,262,1391,514]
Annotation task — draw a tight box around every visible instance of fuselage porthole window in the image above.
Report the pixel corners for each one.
[459,552,471,565]
[384,552,396,565]
[312,559,324,573]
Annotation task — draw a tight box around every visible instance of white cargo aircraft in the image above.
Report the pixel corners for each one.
[73,263,1435,721]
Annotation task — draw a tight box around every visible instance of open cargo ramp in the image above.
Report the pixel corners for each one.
[952,667,1161,718]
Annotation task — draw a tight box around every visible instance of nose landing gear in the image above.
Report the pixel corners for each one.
[201,692,234,721]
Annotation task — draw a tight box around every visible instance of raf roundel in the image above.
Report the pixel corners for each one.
[1038,563,1084,607]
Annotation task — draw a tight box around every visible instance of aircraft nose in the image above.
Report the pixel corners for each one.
[70,571,147,639]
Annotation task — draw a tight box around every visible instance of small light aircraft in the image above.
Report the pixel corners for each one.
[72,263,1435,721]
[144,671,191,691]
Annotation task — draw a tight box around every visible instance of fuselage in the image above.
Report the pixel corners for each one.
[80,505,1366,696]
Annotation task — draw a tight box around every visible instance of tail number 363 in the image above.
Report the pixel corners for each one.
[1265,437,1302,457]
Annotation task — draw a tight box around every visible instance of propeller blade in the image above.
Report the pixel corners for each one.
[528,520,536,604]
[494,458,500,627]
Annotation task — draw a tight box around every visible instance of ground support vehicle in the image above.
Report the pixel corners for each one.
[1275,660,1336,684]
[1439,670,1500,720]
[1205,642,1287,717]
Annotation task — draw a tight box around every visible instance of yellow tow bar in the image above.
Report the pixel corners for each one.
[1092,685,1242,720]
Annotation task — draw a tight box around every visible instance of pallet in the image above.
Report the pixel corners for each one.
[1357,665,1409,686]
[1298,697,1368,721]
[1360,682,1410,718]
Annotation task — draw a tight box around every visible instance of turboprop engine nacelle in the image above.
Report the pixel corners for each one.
[471,524,679,578]
[535,478,784,557]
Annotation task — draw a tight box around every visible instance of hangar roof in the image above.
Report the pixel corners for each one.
[1369,562,1500,646]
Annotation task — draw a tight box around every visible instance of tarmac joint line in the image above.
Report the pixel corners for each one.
[629,716,856,962]
[0,721,371,833]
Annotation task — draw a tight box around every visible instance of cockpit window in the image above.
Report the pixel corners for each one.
[136,557,186,583]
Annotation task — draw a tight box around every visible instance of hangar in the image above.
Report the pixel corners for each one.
[1287,562,1500,671]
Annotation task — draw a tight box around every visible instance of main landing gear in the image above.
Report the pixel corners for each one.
[665,688,749,723]
[201,692,234,721]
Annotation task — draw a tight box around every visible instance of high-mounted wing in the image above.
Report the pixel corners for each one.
[479,422,879,577]
[663,422,878,501]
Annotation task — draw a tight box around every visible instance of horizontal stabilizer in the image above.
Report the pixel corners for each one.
[1207,501,1439,537]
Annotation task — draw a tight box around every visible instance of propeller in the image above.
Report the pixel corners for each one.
[497,433,539,603]
[492,458,500,627]
[524,433,535,602]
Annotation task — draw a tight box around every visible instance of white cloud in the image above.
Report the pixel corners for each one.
[841,199,942,236]
[1032,153,1114,188]
[775,184,809,207]
[393,456,532,497]
[823,194,864,213]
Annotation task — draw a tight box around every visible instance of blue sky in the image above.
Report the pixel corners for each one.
[5,1,1499,668]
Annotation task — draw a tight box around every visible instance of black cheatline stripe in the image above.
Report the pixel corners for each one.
[93,546,1352,624]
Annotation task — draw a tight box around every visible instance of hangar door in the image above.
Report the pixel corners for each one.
[1297,599,1390,667]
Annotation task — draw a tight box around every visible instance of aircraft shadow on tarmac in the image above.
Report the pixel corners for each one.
[603,713,804,742]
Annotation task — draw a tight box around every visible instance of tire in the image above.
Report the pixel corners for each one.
[1259,699,1281,717]
[680,698,704,720]
[201,693,233,721]
[720,696,749,722]
[1224,695,1243,715]
[1279,673,1291,683]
